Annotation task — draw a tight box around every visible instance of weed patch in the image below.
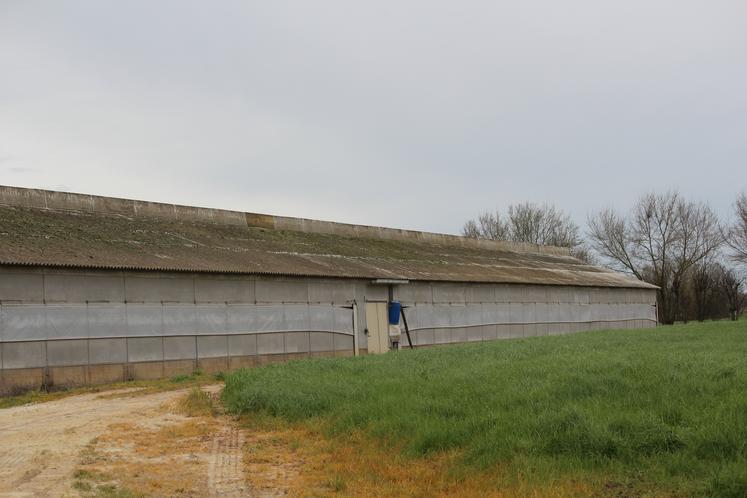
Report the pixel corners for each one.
[178,387,217,417]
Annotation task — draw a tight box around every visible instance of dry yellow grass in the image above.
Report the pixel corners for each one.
[238,417,601,498]
[73,396,219,497]
[75,418,216,496]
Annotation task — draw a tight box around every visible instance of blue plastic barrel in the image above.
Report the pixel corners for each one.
[388,301,401,325]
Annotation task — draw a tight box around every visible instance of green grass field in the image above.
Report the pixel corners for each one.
[223,321,747,497]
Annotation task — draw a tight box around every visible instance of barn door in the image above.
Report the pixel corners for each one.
[365,302,389,354]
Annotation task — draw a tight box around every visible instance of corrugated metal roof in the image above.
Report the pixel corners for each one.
[0,189,655,289]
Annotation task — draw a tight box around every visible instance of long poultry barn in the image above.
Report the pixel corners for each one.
[0,186,657,393]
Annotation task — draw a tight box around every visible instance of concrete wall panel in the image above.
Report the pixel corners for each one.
[451,327,467,343]
[0,186,48,208]
[496,324,511,339]
[46,339,88,367]
[433,328,451,344]
[590,304,606,321]
[50,366,87,387]
[308,281,355,304]
[309,331,333,352]
[2,341,46,368]
[494,284,511,303]
[195,277,255,303]
[406,330,420,346]
[333,307,353,333]
[590,288,609,304]
[89,338,127,364]
[252,305,287,331]
[396,283,433,303]
[334,334,354,351]
[571,289,591,305]
[44,274,124,303]
[535,303,549,323]
[466,285,495,303]
[127,337,163,362]
[509,302,523,323]
[130,362,163,380]
[88,305,127,338]
[466,326,483,342]
[284,305,310,331]
[523,323,538,337]
[447,305,468,327]
[228,334,257,356]
[415,329,435,346]
[226,305,253,333]
[285,332,310,353]
[558,303,573,323]
[433,284,466,304]
[44,189,94,211]
[88,364,126,384]
[2,305,47,341]
[125,275,195,303]
[255,279,308,303]
[1,268,660,392]
[47,305,87,339]
[257,333,285,355]
[547,303,562,323]
[163,360,195,378]
[93,195,135,217]
[577,304,592,322]
[197,335,228,358]
[363,285,388,302]
[198,357,229,374]
[229,355,256,370]
[482,324,498,341]
[509,324,524,338]
[125,305,162,336]
[164,336,197,360]
[308,306,333,332]
[0,272,44,303]
[1,368,44,393]
[525,286,548,303]
[195,306,227,334]
[134,200,178,219]
[485,303,511,324]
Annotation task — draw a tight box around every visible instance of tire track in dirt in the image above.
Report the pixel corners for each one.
[208,425,250,497]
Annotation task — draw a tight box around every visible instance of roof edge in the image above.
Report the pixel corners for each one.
[0,185,571,256]
[0,260,658,289]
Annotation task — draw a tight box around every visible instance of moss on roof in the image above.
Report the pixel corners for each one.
[0,205,654,288]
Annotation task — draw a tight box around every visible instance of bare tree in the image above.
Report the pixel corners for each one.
[689,261,719,322]
[462,211,510,240]
[588,191,724,324]
[717,265,746,321]
[462,203,581,248]
[727,192,747,263]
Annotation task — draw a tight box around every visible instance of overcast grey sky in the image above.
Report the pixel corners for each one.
[1,1,745,234]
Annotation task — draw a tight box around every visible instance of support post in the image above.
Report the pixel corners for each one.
[401,307,414,349]
[352,300,360,357]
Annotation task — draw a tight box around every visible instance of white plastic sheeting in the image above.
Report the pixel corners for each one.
[404,303,656,331]
[0,303,353,342]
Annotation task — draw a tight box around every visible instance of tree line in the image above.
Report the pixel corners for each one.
[462,192,747,324]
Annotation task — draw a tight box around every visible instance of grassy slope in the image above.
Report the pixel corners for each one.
[223,321,747,497]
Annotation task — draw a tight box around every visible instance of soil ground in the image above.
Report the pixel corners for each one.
[0,385,247,497]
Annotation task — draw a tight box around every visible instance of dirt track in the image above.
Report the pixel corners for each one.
[0,386,235,497]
